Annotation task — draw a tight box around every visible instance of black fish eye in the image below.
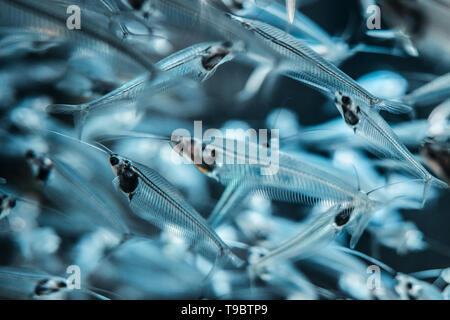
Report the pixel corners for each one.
[110,156,119,166]
[25,150,35,159]
[222,41,232,48]
[334,208,352,226]
[341,96,351,105]
[8,198,16,208]
[406,281,413,290]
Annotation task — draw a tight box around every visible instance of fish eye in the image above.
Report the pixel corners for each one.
[406,281,413,290]
[334,208,352,226]
[8,198,16,208]
[25,150,35,159]
[57,281,67,288]
[222,41,232,48]
[110,156,120,166]
[201,49,229,71]
[341,96,351,105]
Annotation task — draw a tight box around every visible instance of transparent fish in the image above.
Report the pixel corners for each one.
[369,221,427,255]
[0,267,110,300]
[46,41,239,139]
[395,273,443,300]
[251,204,354,272]
[403,72,450,107]
[333,92,448,204]
[228,14,413,115]
[168,135,376,229]
[224,0,400,65]
[146,0,277,60]
[104,149,244,269]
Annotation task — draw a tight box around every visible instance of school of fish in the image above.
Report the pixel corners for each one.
[0,0,449,300]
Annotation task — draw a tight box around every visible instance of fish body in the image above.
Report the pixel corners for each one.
[47,41,238,138]
[0,0,158,77]
[228,15,412,115]
[108,153,244,267]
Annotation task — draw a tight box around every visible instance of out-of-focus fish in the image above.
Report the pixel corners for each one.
[403,72,450,107]
[0,0,158,77]
[380,0,450,70]
[0,267,110,300]
[251,204,356,271]
[224,0,401,65]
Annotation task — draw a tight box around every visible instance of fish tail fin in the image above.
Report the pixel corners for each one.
[377,99,413,115]
[46,103,89,140]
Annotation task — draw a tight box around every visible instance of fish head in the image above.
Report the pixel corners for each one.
[333,203,355,228]
[334,91,361,128]
[109,155,139,195]
[7,197,16,210]
[25,150,53,182]
[394,273,423,300]
[221,0,252,13]
[169,136,218,178]
[34,278,67,297]
[198,41,239,81]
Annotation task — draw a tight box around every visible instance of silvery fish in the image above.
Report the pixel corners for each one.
[333,92,448,204]
[0,267,110,300]
[228,14,412,115]
[403,72,450,107]
[47,41,239,139]
[106,151,244,268]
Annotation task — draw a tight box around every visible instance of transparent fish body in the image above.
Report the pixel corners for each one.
[252,205,345,271]
[229,15,412,115]
[93,238,205,298]
[0,29,63,58]
[110,155,244,267]
[333,92,448,204]
[224,0,333,47]
[146,0,278,63]
[294,117,429,151]
[0,0,158,77]
[170,136,371,227]
[395,273,444,300]
[0,267,108,300]
[46,41,237,138]
[403,72,450,107]
[369,221,427,255]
